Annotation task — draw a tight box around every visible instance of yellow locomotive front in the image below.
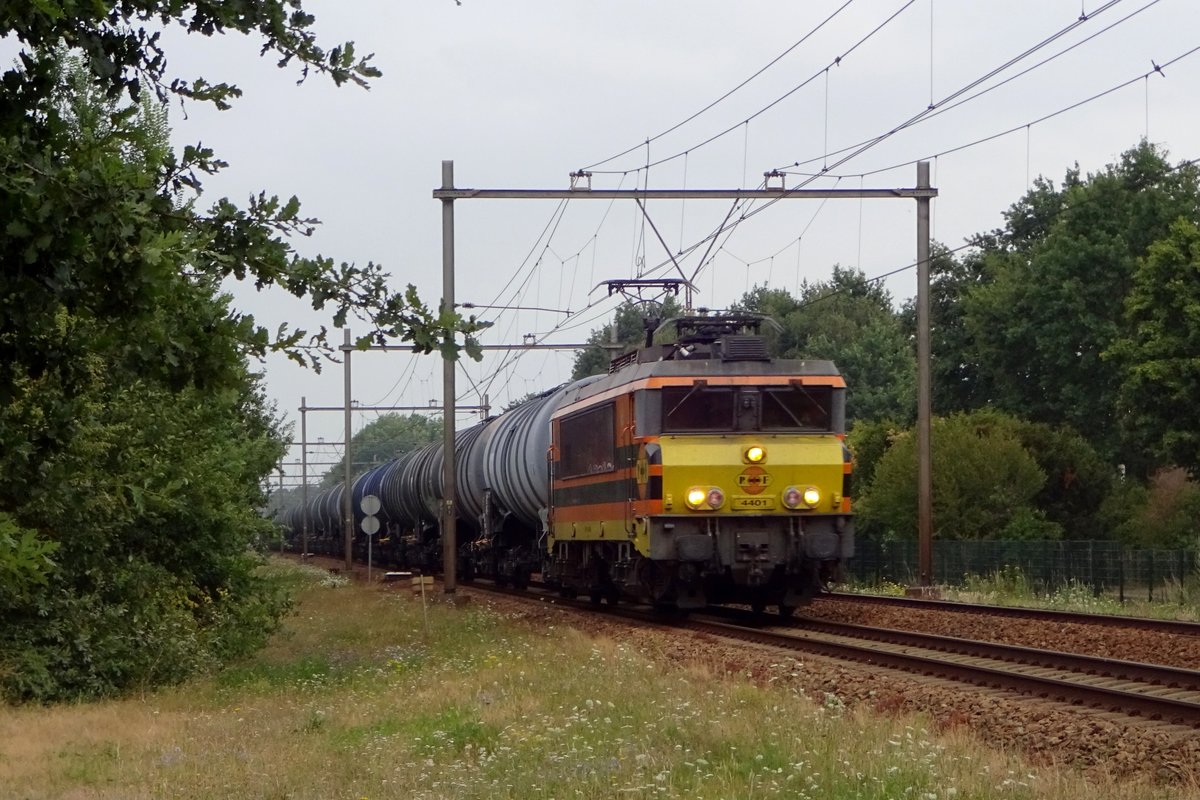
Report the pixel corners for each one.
[547,316,853,615]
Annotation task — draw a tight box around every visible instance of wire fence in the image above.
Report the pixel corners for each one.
[847,539,1198,603]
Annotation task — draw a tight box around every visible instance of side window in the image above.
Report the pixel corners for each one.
[559,404,616,478]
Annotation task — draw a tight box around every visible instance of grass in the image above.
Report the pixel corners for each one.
[0,557,1195,799]
[845,568,1200,621]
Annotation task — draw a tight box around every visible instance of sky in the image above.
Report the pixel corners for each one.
[143,0,1200,485]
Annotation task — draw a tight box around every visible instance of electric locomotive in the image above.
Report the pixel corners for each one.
[543,315,853,614]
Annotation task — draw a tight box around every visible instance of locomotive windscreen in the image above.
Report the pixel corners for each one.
[662,384,734,431]
[761,385,831,431]
[661,383,832,433]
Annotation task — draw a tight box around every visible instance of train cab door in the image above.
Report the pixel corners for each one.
[619,394,638,536]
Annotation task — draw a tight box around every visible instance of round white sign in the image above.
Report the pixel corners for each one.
[361,515,380,535]
[360,494,382,516]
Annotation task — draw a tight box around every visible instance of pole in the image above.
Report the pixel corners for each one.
[441,160,458,594]
[916,161,933,587]
[301,396,309,557]
[343,328,353,572]
[277,467,285,554]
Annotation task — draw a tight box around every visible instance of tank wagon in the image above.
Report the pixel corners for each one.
[288,315,853,614]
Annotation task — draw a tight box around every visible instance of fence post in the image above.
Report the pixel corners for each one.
[1148,554,1154,603]
[1118,547,1125,604]
[875,538,882,586]
[1180,550,1187,605]
[1089,541,1098,597]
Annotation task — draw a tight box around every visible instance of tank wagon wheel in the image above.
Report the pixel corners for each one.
[778,604,796,620]
[751,601,767,615]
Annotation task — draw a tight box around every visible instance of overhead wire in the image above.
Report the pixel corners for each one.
[462,172,634,404]
[823,42,1200,179]
[778,0,1131,180]
[587,0,918,175]
[793,153,1200,312]
[580,0,858,171]
[618,0,1157,294]
[454,0,1001,397]
[457,0,1174,403]
[777,0,1163,175]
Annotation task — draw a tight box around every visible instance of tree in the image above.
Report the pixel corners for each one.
[897,244,993,414]
[2,5,485,494]
[319,414,443,488]
[0,6,484,700]
[1108,219,1200,475]
[845,417,904,496]
[857,412,1057,542]
[1105,469,1200,551]
[961,143,1200,469]
[738,268,916,426]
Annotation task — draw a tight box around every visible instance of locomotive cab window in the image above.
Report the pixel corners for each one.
[662,383,735,432]
[761,385,832,431]
[558,403,616,478]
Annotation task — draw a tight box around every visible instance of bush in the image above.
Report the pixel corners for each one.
[1109,468,1200,550]
[856,412,1048,541]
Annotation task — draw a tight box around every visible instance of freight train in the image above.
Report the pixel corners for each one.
[283,315,853,615]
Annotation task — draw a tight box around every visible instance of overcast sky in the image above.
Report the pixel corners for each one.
[137,1,1200,481]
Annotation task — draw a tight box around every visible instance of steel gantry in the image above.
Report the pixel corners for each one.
[434,161,938,592]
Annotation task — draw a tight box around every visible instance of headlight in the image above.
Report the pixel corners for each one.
[782,485,821,510]
[744,445,766,464]
[706,487,725,509]
[782,486,803,509]
[685,486,725,510]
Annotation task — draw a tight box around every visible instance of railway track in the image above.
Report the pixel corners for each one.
[696,609,1200,729]
[821,591,1200,637]
[466,581,1200,730]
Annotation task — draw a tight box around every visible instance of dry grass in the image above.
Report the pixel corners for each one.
[1,558,1196,799]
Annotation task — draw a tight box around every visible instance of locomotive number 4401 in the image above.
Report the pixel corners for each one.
[732,496,776,510]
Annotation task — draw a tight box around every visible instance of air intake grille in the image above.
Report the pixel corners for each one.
[720,335,770,361]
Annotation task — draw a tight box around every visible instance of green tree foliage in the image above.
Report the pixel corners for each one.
[571,298,682,379]
[1,337,290,700]
[958,143,1200,469]
[1108,219,1200,476]
[852,410,1112,542]
[737,268,916,426]
[319,414,443,489]
[898,245,991,414]
[1102,469,1200,551]
[857,412,1059,542]
[845,418,904,496]
[0,5,484,700]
